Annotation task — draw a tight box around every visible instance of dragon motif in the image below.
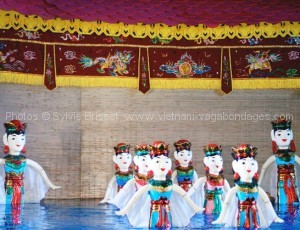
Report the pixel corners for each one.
[245,50,281,74]
[79,51,134,76]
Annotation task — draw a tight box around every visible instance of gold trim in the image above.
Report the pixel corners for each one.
[43,44,46,76]
[0,37,300,49]
[138,47,141,87]
[236,185,258,193]
[151,185,172,193]
[220,48,223,86]
[1,10,300,40]
[53,44,57,90]
[147,47,150,80]
[229,48,233,84]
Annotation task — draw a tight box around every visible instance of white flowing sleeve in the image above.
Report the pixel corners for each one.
[23,164,50,203]
[170,190,198,227]
[222,179,231,201]
[111,178,136,209]
[189,177,206,209]
[122,191,151,227]
[100,176,118,204]
[213,187,238,227]
[257,187,280,228]
[121,185,198,228]
[0,164,5,204]
[222,191,238,227]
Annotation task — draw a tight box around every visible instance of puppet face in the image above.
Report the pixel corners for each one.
[174,149,192,167]
[150,155,172,179]
[133,154,150,173]
[232,157,258,182]
[273,129,292,149]
[113,152,132,171]
[3,133,25,155]
[204,155,223,174]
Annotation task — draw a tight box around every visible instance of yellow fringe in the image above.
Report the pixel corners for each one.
[1,10,300,40]
[233,79,300,89]
[1,72,300,91]
[150,78,220,89]
[0,72,44,85]
[56,76,138,88]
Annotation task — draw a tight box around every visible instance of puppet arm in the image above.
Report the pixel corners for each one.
[0,159,4,165]
[187,177,206,196]
[212,187,237,224]
[258,156,275,185]
[258,187,284,223]
[173,184,204,212]
[115,184,150,216]
[26,159,61,190]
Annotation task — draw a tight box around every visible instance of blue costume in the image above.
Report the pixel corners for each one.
[148,179,172,228]
[259,117,300,205]
[236,183,259,228]
[115,171,133,192]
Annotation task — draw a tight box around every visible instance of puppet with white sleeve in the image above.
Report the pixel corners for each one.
[0,120,60,205]
[100,143,133,204]
[259,116,299,204]
[111,144,150,209]
[213,144,283,228]
[188,144,230,214]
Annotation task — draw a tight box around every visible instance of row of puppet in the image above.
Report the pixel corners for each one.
[0,117,299,228]
[100,116,300,228]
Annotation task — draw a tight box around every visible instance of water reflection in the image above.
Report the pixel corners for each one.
[0,200,299,229]
[5,203,23,226]
[277,203,299,224]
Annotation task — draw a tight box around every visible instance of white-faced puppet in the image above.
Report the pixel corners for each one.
[188,144,230,214]
[171,140,198,192]
[111,144,151,209]
[259,116,300,204]
[0,120,60,205]
[100,143,133,204]
[213,144,283,228]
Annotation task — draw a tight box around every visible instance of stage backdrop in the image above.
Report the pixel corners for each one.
[0,5,300,199]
